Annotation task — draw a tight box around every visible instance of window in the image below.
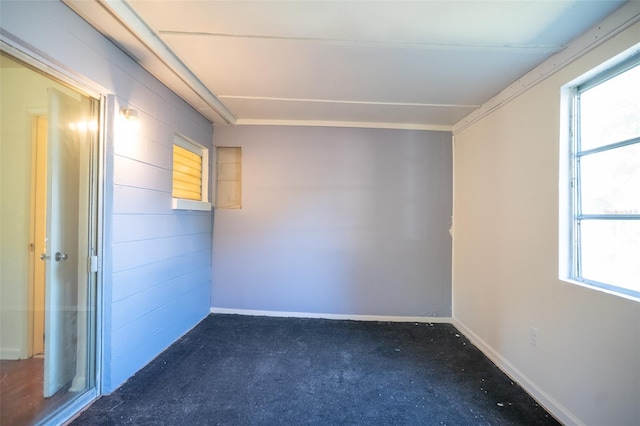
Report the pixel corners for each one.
[565,53,640,299]
[172,135,211,211]
[215,146,242,209]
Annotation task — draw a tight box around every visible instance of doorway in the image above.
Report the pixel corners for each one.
[0,51,101,425]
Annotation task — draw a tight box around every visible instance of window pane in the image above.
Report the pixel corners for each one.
[580,220,640,292]
[580,143,640,214]
[579,64,640,151]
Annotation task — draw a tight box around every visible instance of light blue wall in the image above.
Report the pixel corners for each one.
[1,1,213,392]
[212,126,452,317]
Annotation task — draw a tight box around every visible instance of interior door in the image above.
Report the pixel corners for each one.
[43,88,89,397]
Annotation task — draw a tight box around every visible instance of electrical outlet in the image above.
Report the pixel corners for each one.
[530,326,539,347]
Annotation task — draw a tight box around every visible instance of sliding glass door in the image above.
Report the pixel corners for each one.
[0,51,100,425]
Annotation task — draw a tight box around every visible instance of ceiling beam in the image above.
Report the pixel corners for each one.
[234,119,452,132]
[218,96,480,109]
[99,0,237,125]
[452,1,640,135]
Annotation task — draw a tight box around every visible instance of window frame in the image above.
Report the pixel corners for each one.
[563,52,640,301]
[215,146,242,209]
[172,134,212,211]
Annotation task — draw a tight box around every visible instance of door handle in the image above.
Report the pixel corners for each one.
[55,252,68,261]
[40,252,68,261]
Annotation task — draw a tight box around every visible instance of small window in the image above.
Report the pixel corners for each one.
[172,135,211,211]
[565,53,640,300]
[215,146,242,209]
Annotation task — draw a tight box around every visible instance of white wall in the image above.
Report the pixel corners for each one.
[452,20,640,426]
[1,1,213,392]
[212,125,452,318]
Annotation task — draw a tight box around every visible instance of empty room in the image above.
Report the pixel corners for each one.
[0,1,638,425]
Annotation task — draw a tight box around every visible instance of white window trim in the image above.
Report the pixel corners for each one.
[172,134,212,211]
[559,47,640,302]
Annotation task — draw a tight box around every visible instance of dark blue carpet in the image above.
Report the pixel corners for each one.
[72,314,559,425]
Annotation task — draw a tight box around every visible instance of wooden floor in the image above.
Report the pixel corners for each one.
[0,358,75,426]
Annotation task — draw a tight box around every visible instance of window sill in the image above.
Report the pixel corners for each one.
[172,198,212,211]
[559,276,640,303]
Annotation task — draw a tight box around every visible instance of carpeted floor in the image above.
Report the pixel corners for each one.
[72,314,559,425]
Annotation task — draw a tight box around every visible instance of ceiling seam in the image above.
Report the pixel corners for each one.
[158,30,564,53]
[218,96,480,109]
[233,119,452,132]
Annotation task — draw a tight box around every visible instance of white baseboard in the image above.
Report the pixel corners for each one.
[0,348,22,360]
[210,307,452,323]
[453,318,583,426]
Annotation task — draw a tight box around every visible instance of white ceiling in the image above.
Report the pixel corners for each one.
[66,0,628,129]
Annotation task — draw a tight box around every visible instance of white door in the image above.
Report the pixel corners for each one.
[43,88,94,397]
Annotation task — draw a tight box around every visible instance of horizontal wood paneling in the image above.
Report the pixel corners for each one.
[156,104,212,145]
[113,214,211,243]
[109,283,210,387]
[110,281,209,359]
[112,233,211,273]
[113,186,172,215]
[113,155,172,191]
[114,134,172,170]
[0,0,214,394]
[112,249,211,302]
[111,266,210,332]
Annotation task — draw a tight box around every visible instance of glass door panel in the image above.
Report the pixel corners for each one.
[0,51,99,426]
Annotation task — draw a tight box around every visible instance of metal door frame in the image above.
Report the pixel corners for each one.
[0,38,107,425]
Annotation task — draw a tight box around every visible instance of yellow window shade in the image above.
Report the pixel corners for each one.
[173,144,202,201]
